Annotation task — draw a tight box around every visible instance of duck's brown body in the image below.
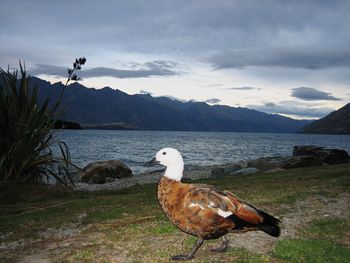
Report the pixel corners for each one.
[158,177,233,238]
[150,147,280,260]
[157,177,279,240]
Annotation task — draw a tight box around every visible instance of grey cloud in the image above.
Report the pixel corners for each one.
[264,102,276,107]
[2,1,350,65]
[205,98,221,104]
[228,86,257,90]
[291,87,341,101]
[1,0,350,98]
[144,60,178,69]
[203,83,223,87]
[30,61,179,79]
[249,101,334,118]
[29,64,66,77]
[160,95,188,103]
[209,48,350,70]
[139,90,153,95]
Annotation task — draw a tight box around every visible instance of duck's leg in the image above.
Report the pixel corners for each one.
[171,237,204,261]
[210,235,229,252]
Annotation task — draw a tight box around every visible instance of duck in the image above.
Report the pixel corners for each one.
[146,147,281,261]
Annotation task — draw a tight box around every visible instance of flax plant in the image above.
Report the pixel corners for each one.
[0,58,86,185]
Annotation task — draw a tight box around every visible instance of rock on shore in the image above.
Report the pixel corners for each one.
[293,145,349,164]
[75,145,349,191]
[80,160,132,184]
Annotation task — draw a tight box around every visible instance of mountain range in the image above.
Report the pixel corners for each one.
[28,77,312,133]
[302,103,350,134]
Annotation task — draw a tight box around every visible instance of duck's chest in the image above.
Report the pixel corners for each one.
[157,177,188,226]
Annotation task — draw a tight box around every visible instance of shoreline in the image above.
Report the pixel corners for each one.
[74,159,277,191]
[75,164,215,191]
[75,145,350,191]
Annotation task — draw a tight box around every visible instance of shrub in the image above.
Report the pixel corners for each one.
[0,59,85,185]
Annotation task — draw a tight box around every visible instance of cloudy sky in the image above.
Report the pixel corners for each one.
[1,0,349,119]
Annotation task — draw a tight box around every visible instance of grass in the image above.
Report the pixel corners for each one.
[273,239,350,263]
[146,221,178,235]
[272,216,350,263]
[301,218,350,242]
[1,163,350,262]
[226,248,270,263]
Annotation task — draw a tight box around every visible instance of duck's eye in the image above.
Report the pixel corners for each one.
[162,152,166,155]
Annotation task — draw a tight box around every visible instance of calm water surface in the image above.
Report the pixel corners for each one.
[53,130,350,174]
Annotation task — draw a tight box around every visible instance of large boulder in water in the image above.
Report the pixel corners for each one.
[80,160,132,184]
[293,145,349,165]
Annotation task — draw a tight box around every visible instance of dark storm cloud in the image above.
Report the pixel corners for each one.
[209,48,350,70]
[30,61,179,78]
[291,87,341,101]
[1,0,350,93]
[205,98,221,104]
[249,101,334,118]
[1,1,350,63]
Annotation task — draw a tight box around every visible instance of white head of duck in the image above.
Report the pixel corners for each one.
[146,147,184,181]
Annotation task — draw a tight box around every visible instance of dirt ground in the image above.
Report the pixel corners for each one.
[2,192,348,263]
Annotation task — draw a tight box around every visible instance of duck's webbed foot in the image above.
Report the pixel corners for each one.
[171,238,204,261]
[210,235,229,253]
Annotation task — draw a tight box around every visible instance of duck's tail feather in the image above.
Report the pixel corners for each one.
[226,209,281,237]
[256,210,281,237]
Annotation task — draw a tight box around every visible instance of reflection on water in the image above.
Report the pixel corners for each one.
[52,130,350,174]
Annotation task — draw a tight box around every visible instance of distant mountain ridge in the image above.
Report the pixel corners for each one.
[302,103,350,134]
[28,77,310,133]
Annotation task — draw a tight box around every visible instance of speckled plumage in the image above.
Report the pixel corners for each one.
[148,147,280,260]
[157,177,276,240]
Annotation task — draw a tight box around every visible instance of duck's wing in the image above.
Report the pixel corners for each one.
[185,185,264,225]
[183,185,280,237]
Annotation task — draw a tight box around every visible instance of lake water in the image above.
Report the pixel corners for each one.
[53,130,350,174]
